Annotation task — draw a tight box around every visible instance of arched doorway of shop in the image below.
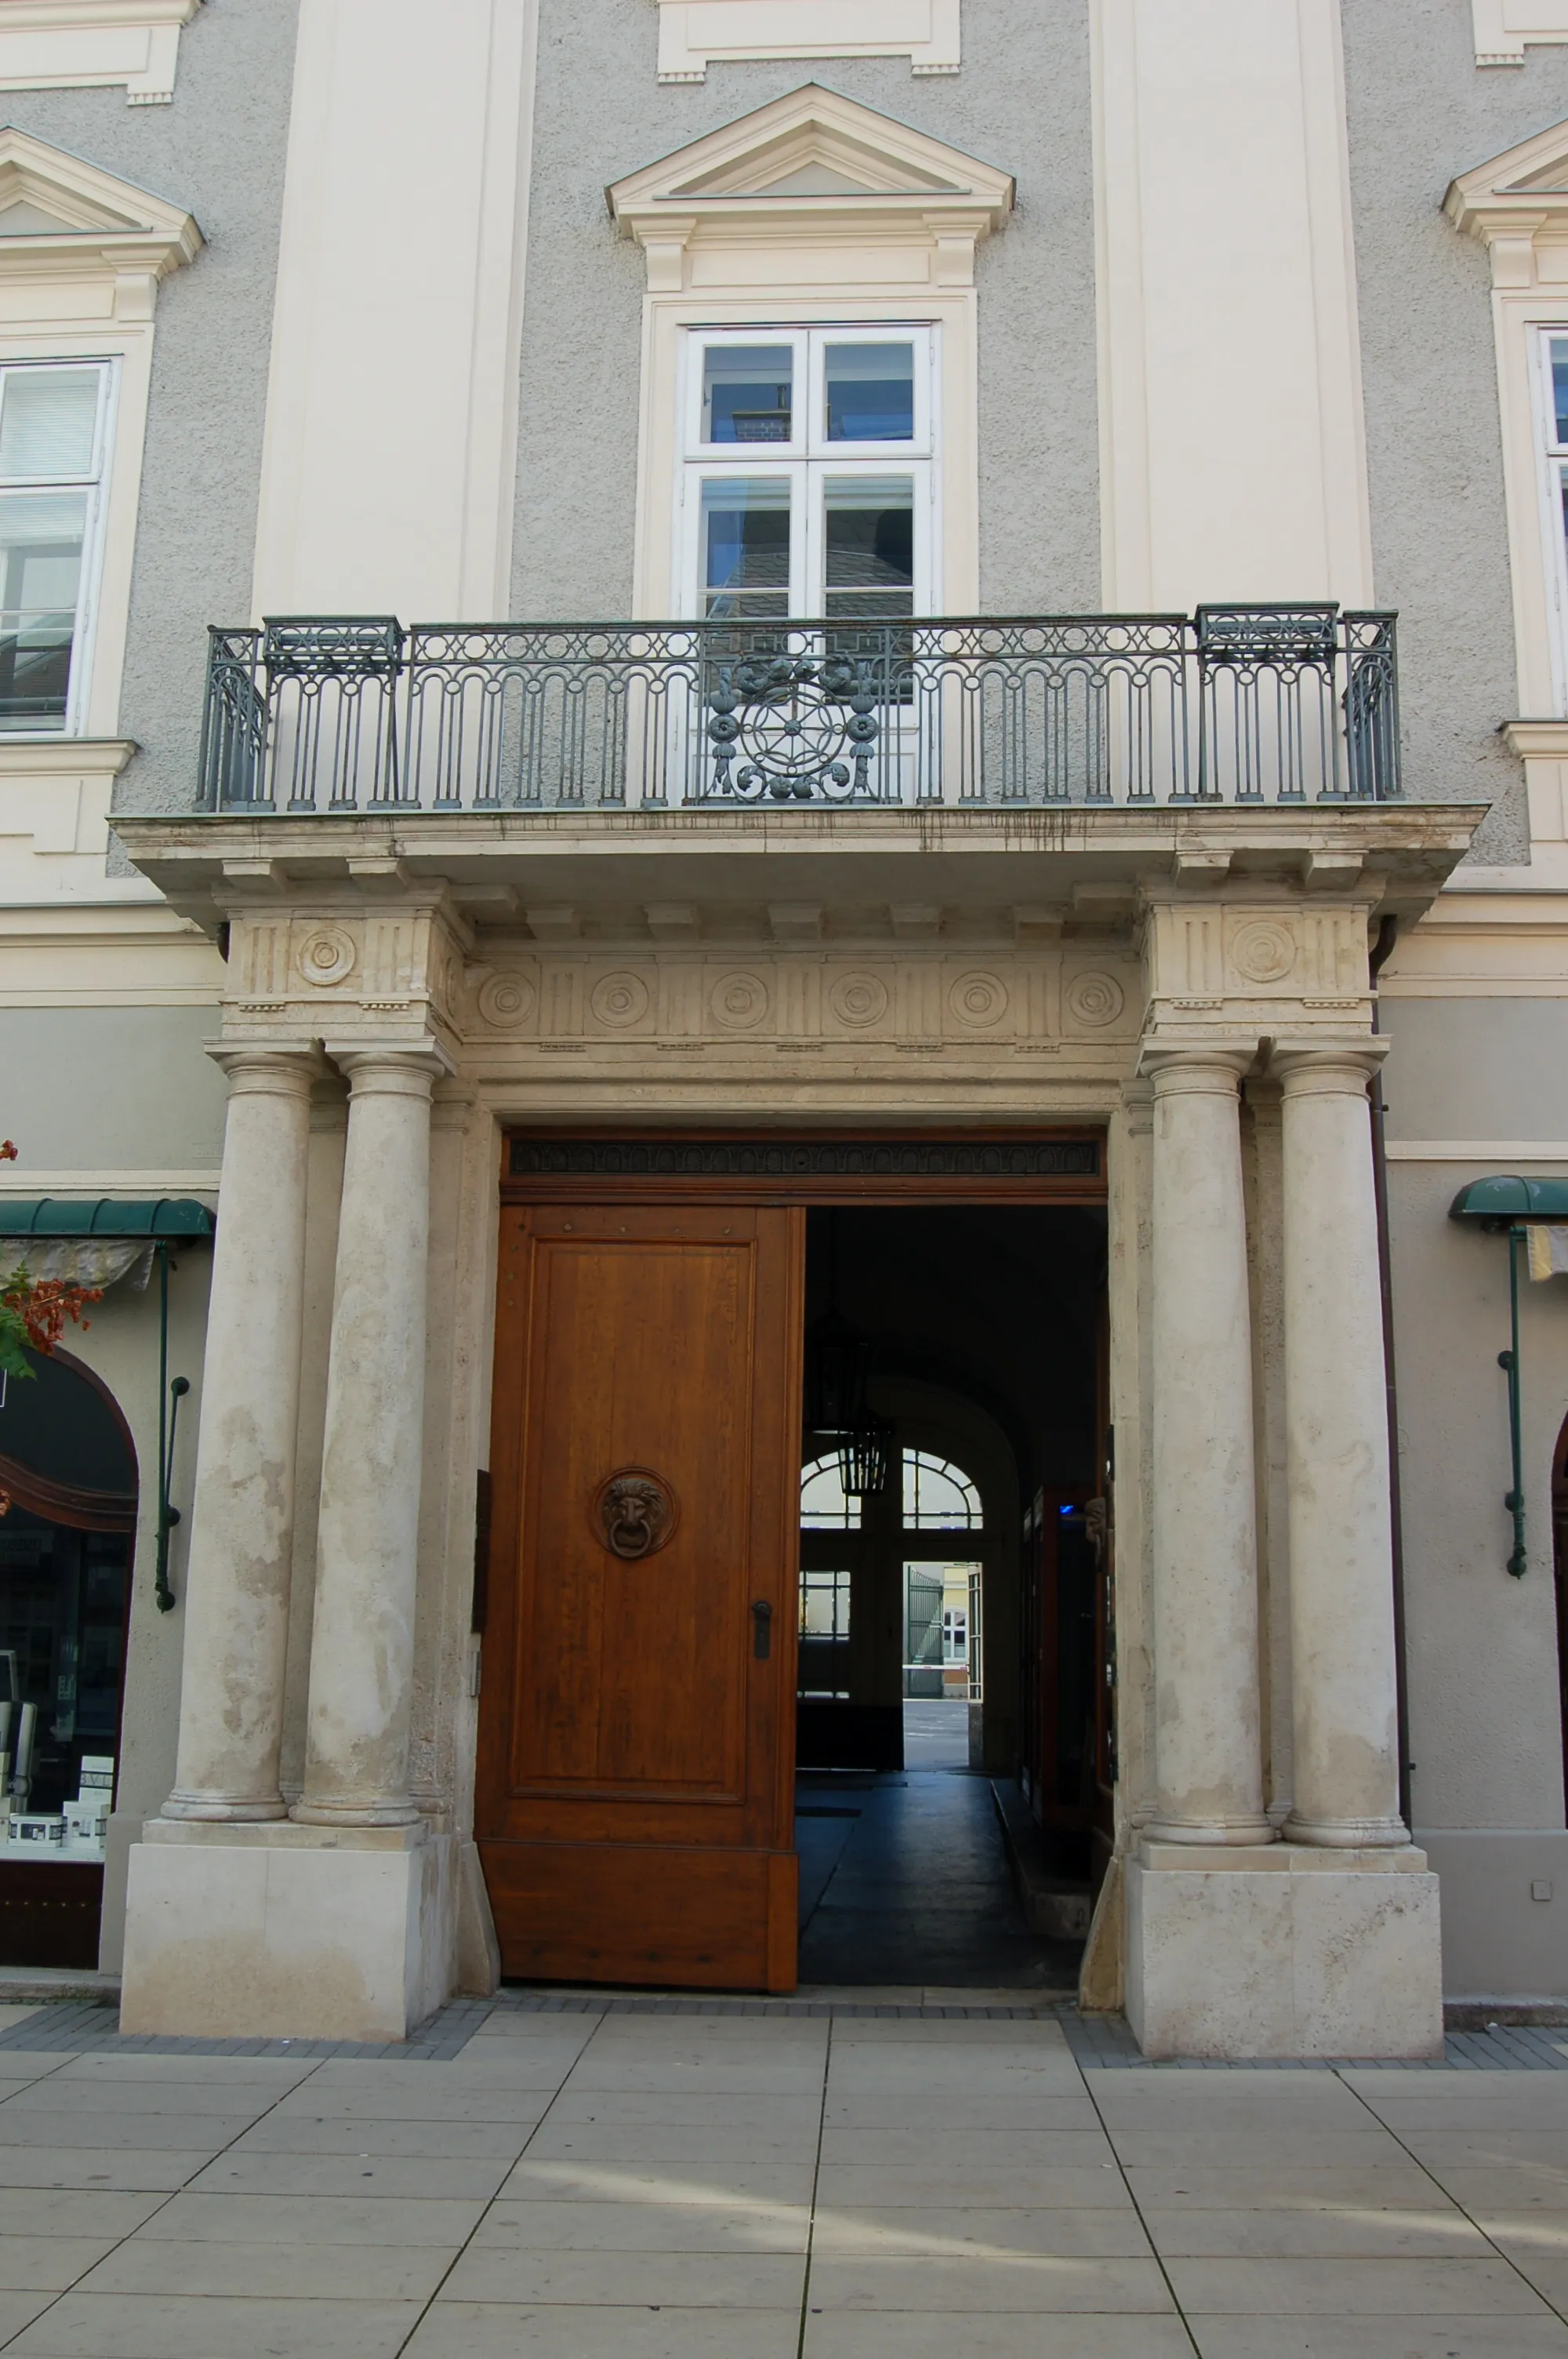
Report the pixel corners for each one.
[477,1135,1108,1994]
[0,1347,135,1968]
[1546,1396,1555,1802]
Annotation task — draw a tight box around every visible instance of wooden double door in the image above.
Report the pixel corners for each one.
[477,1202,804,1990]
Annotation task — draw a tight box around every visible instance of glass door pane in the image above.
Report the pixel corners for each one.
[699,476,794,622]
[822,475,914,623]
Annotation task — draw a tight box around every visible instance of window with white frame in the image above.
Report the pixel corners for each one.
[679,326,936,622]
[0,362,114,735]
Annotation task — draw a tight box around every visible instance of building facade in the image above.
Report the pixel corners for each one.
[1,0,1566,2057]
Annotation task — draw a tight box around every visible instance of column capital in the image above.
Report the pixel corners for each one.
[1270,1041,1388,1096]
[1141,1044,1256,1094]
[326,1040,456,1096]
[205,1040,328,1096]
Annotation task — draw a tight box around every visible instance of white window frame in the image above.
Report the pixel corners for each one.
[0,357,118,737]
[676,323,940,622]
[611,89,1010,626]
[1531,329,1568,714]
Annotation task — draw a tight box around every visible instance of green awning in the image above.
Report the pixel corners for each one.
[1449,1175,1568,1225]
[0,1198,215,1239]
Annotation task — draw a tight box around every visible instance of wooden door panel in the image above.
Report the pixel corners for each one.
[481,1843,797,1992]
[515,1238,750,1797]
[479,1201,803,1990]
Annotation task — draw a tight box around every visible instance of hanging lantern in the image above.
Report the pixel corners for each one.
[839,1415,892,1498]
[803,1310,867,1434]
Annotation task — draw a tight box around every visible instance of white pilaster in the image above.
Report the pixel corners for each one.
[251,0,539,619]
[1091,0,1373,609]
[1145,1049,1272,1845]
[1275,1045,1406,1847]
[162,1045,318,1821]
[295,1046,448,1826]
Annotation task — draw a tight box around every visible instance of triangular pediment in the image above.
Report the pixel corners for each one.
[1446,117,1568,235]
[609,83,1013,234]
[0,129,201,269]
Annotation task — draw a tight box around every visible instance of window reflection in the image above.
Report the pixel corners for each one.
[825,343,915,442]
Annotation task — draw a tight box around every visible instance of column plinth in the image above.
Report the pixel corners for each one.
[1143,1049,1273,1847]
[162,1045,318,1823]
[293,1045,445,1829]
[1276,1047,1407,1849]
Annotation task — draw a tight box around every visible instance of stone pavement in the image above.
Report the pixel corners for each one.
[0,1998,1562,2354]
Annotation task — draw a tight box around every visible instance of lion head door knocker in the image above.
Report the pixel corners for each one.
[593,1467,678,1561]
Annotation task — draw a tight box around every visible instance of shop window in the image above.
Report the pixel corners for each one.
[0,1346,134,1967]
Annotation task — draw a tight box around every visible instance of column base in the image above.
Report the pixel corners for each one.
[1142,1817,1276,1846]
[1283,1814,1410,1848]
[291,1800,421,1828]
[1126,1840,1443,2059]
[160,1794,288,1823]
[119,1819,461,2041]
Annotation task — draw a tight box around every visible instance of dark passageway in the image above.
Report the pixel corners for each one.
[795,1707,1083,1991]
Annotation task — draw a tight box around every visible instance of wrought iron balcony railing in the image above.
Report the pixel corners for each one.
[197,609,1401,815]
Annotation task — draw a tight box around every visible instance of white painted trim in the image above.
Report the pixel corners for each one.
[0,140,199,801]
[1089,0,1374,610]
[655,0,960,83]
[250,0,539,620]
[0,1169,219,1193]
[0,1,200,107]
[612,89,1007,620]
[1384,1142,1568,1161]
[1472,1,1568,66]
[1443,125,1568,877]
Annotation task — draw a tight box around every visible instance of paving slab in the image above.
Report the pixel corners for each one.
[135,2190,488,2245]
[806,2254,1175,2312]
[74,2236,458,2299]
[4,2292,423,2356]
[474,2197,811,2252]
[1138,2205,1490,2256]
[438,2247,807,2305]
[1164,2255,1552,2314]
[187,2150,514,2199]
[401,2303,804,2358]
[809,2205,1152,2259]
[1185,2321,1568,2358]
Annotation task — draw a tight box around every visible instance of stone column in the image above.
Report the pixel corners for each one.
[1145,1049,1272,1845]
[294,1045,446,1826]
[1276,1046,1406,1847]
[163,1045,318,1821]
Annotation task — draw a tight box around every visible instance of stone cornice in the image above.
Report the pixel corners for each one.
[115,804,1488,938]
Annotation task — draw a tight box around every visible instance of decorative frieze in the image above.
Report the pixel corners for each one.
[461,947,1138,1060]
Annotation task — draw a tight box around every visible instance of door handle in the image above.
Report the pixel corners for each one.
[751,1599,773,1660]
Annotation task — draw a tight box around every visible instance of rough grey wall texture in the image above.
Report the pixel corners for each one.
[1342,0,1568,862]
[1380,995,1568,1137]
[0,0,298,822]
[0,1005,226,1166]
[512,0,1099,619]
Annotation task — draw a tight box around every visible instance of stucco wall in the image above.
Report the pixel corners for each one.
[1380,995,1568,1138]
[0,0,299,824]
[0,1006,226,1169]
[1377,986,1568,1994]
[511,0,1099,619]
[1341,0,1568,863]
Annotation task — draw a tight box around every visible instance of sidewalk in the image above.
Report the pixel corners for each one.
[0,1997,1559,2354]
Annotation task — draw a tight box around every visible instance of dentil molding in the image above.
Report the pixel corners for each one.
[1472,1,1568,65]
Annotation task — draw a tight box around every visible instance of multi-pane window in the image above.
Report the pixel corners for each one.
[682,326,934,622]
[0,363,112,733]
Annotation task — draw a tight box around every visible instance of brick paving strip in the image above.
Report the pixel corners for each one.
[0,1997,1559,2354]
